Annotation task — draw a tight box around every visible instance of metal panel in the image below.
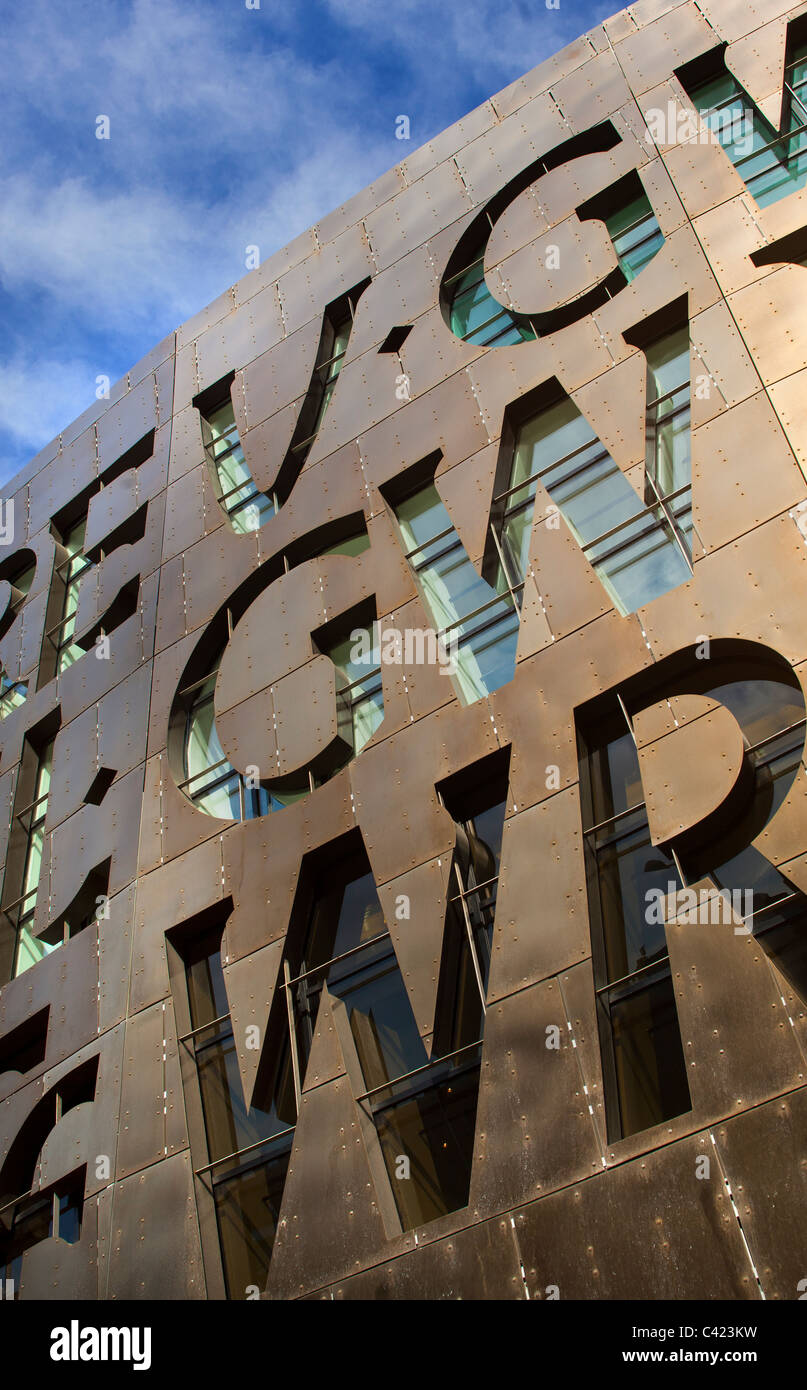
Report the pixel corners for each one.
[3,0,807,1306]
[106,1150,205,1299]
[637,701,746,844]
[325,1214,524,1299]
[693,392,805,553]
[487,789,590,1003]
[514,1130,757,1299]
[712,1087,807,1300]
[470,976,604,1216]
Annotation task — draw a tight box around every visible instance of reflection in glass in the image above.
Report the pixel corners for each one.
[605,193,665,281]
[496,329,692,618]
[395,484,519,703]
[56,520,92,674]
[204,400,275,534]
[606,967,690,1138]
[13,740,57,978]
[322,627,384,755]
[685,48,807,209]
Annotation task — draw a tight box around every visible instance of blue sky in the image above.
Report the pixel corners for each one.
[0,0,613,483]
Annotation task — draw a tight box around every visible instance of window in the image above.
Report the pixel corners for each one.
[201,397,275,535]
[5,738,56,979]
[179,650,305,821]
[580,652,807,1140]
[0,553,35,640]
[494,326,692,617]
[445,174,664,347]
[275,284,368,504]
[178,778,506,1289]
[0,675,27,721]
[681,697,807,1002]
[179,924,295,1299]
[307,311,352,436]
[0,1059,95,1298]
[319,623,384,756]
[580,706,691,1140]
[1,736,107,983]
[392,480,519,702]
[680,42,807,207]
[374,765,508,1230]
[39,433,154,685]
[604,190,665,282]
[286,828,502,1231]
[50,519,92,675]
[0,1010,48,1079]
[0,1184,82,1300]
[445,241,537,347]
[644,327,691,517]
[175,525,375,821]
[198,284,369,532]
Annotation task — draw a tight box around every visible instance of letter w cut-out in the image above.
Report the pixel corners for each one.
[488,311,693,617]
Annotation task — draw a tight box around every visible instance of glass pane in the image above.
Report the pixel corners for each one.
[646,328,691,500]
[449,257,535,346]
[325,626,384,752]
[587,725,643,824]
[684,741,802,912]
[594,810,681,981]
[187,939,230,1030]
[302,870,386,973]
[375,1057,482,1228]
[57,1190,82,1245]
[689,71,807,207]
[13,925,57,978]
[196,1030,294,1161]
[589,510,692,616]
[443,900,487,1049]
[1,1195,53,1295]
[703,676,804,747]
[396,485,449,554]
[605,195,664,281]
[186,678,242,820]
[214,1143,292,1298]
[606,969,690,1137]
[397,485,519,698]
[334,947,426,1091]
[13,740,56,977]
[206,401,239,459]
[451,602,519,702]
[0,677,27,719]
[318,532,371,558]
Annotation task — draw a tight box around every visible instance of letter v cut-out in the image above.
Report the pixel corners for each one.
[195,279,370,533]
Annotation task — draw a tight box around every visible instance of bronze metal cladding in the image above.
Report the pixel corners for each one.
[5,0,807,1301]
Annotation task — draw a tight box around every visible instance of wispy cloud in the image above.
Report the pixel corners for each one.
[0,0,612,482]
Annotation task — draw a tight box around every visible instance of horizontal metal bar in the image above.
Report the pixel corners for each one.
[596,953,671,997]
[402,522,457,561]
[436,591,517,642]
[177,1012,232,1045]
[354,1039,484,1103]
[747,716,807,757]
[583,799,648,837]
[283,931,392,990]
[195,1125,296,1177]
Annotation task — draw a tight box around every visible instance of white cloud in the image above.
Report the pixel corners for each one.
[0,354,101,482]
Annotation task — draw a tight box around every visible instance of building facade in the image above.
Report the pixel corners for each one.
[2,0,807,1301]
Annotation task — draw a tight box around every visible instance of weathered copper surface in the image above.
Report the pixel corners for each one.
[3,0,807,1301]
